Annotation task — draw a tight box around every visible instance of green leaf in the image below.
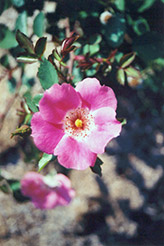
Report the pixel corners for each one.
[114,0,125,11]
[33,12,45,37]
[34,37,47,57]
[102,14,126,48]
[83,44,100,56]
[8,180,20,191]
[0,183,11,194]
[120,52,136,68]
[117,68,125,85]
[8,77,17,92]
[11,125,31,138]
[138,0,156,12]
[38,153,53,172]
[125,66,141,78]
[22,75,35,87]
[133,32,164,63]
[85,63,97,76]
[117,118,127,126]
[133,17,150,35]
[16,30,35,54]
[72,64,83,84]
[17,53,38,63]
[11,0,25,7]
[88,34,102,45]
[0,55,10,69]
[0,24,17,49]
[15,11,27,35]
[38,59,59,90]
[90,157,103,177]
[24,91,39,112]
[32,94,43,107]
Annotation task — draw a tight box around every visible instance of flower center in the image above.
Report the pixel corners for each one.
[64,108,95,140]
[75,119,83,128]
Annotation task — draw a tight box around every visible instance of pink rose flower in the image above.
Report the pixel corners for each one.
[21,172,75,209]
[31,78,122,170]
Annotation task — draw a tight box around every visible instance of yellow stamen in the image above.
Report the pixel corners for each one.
[75,119,83,128]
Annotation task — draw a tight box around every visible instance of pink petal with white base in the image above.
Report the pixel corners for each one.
[39,83,81,124]
[31,112,64,154]
[85,107,122,153]
[54,136,97,170]
[76,78,117,111]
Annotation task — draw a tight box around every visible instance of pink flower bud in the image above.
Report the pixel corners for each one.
[21,172,75,209]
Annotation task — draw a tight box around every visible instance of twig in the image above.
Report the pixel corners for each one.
[65,17,75,78]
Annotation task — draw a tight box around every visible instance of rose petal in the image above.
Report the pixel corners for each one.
[55,174,75,206]
[54,136,97,170]
[21,172,44,198]
[31,112,64,154]
[39,83,81,124]
[85,107,122,153]
[32,191,58,209]
[76,78,117,111]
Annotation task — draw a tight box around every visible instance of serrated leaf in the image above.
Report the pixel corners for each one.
[120,52,136,68]
[90,157,103,176]
[24,91,39,112]
[34,37,47,57]
[16,30,35,54]
[15,11,27,35]
[17,53,38,63]
[33,12,45,37]
[38,59,59,90]
[117,68,125,85]
[38,153,53,172]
